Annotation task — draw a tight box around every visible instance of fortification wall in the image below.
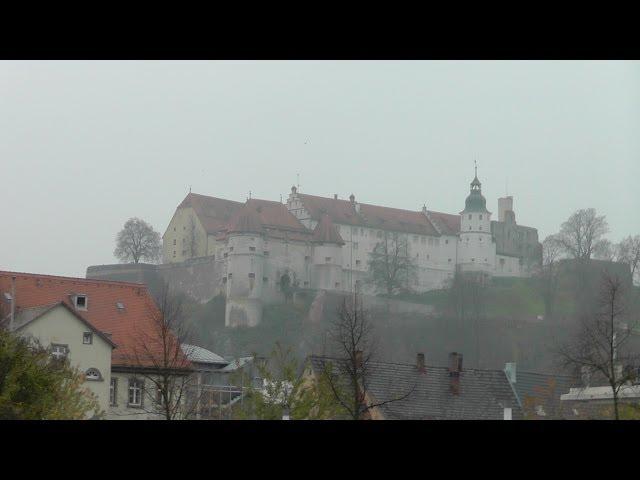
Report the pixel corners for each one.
[86,256,223,303]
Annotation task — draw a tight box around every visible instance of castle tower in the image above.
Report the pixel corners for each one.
[311,213,345,291]
[224,204,265,327]
[458,166,495,276]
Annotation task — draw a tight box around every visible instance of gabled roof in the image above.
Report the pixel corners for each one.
[296,193,450,237]
[11,302,117,348]
[312,213,345,245]
[0,271,189,370]
[309,356,521,420]
[176,193,244,235]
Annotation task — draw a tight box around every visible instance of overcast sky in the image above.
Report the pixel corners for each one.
[1,61,638,278]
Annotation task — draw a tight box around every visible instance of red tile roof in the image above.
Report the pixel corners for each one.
[427,211,461,235]
[0,271,190,371]
[312,213,345,245]
[176,193,244,235]
[297,193,454,237]
[219,198,313,242]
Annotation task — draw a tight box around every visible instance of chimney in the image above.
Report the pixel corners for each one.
[505,362,517,384]
[416,353,425,372]
[449,352,463,395]
[355,350,363,369]
[498,196,513,222]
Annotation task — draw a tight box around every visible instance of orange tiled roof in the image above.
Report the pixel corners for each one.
[0,271,190,371]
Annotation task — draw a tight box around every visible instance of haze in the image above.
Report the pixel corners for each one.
[1,60,638,278]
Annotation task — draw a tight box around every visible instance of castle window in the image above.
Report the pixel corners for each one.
[427,254,430,260]
[356,260,361,265]
[248,273,255,279]
[448,258,452,263]
[224,252,228,258]
[304,255,310,262]
[469,214,472,220]
[479,237,482,241]
[230,247,234,251]
[304,281,309,287]
[479,226,483,230]
[249,246,256,252]
[472,258,475,262]
[335,282,340,288]
[263,251,269,256]
[469,226,471,230]
[325,257,332,263]
[222,277,227,283]
[479,214,483,220]
[173,239,176,245]
[263,277,268,282]
[445,239,449,244]
[228,273,233,279]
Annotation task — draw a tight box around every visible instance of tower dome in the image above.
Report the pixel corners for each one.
[463,166,489,213]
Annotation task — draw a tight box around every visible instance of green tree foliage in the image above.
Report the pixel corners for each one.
[0,329,101,419]
[234,343,344,420]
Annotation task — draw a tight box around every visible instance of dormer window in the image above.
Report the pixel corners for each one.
[74,295,87,310]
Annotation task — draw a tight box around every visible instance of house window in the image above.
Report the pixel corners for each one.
[110,378,118,406]
[75,295,87,310]
[51,344,68,360]
[85,368,103,381]
[128,379,143,407]
[83,332,93,344]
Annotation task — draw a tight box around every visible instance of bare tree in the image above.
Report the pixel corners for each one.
[367,231,418,295]
[126,282,196,420]
[320,294,415,419]
[554,208,609,263]
[114,217,161,264]
[616,235,640,286]
[557,273,639,420]
[536,235,563,320]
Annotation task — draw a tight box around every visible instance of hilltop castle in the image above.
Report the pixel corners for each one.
[159,172,542,327]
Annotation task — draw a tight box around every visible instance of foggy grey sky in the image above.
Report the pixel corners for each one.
[1,61,638,278]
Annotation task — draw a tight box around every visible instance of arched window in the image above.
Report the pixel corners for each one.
[85,368,103,381]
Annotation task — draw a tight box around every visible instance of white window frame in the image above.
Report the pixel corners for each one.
[83,332,93,344]
[128,378,143,407]
[110,378,118,406]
